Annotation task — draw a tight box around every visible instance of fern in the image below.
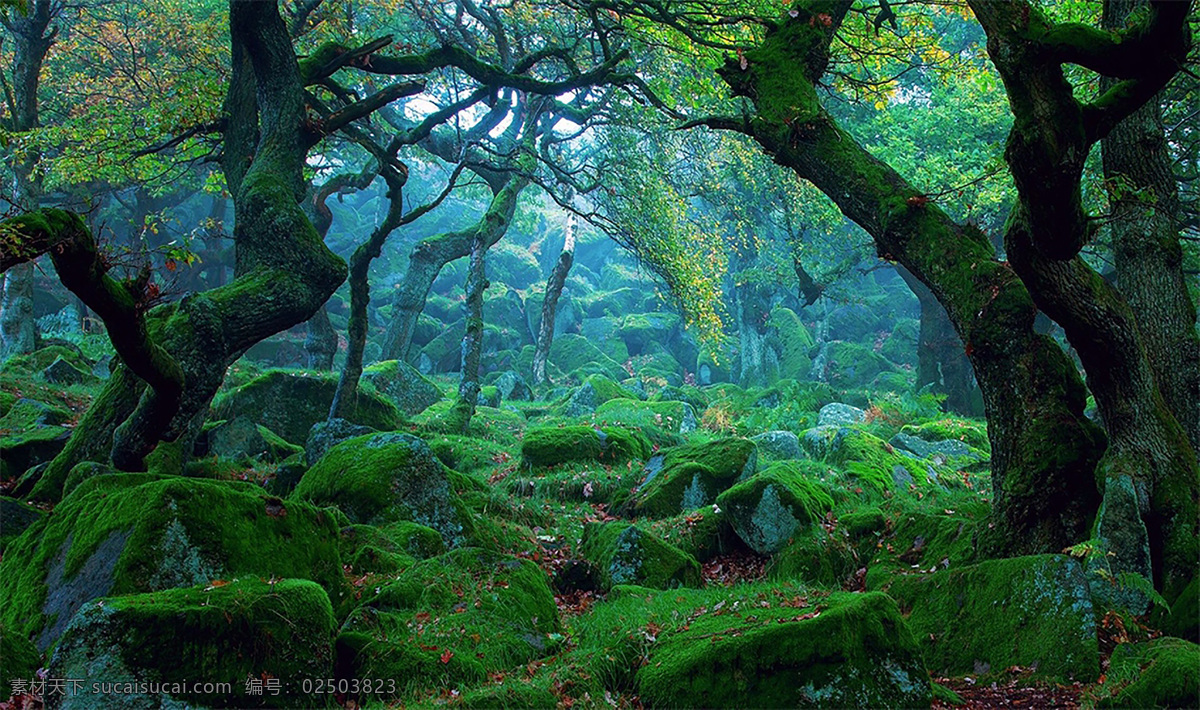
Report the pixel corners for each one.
[1115,572,1170,612]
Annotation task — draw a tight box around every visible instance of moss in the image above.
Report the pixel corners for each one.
[257,423,305,461]
[339,521,446,576]
[362,359,444,415]
[504,459,642,504]
[0,622,40,699]
[337,548,560,700]
[292,432,474,547]
[632,438,758,517]
[425,434,513,475]
[767,307,814,377]
[715,463,834,555]
[646,508,738,562]
[882,554,1099,682]
[592,398,696,446]
[829,430,935,494]
[548,333,626,381]
[635,590,930,709]
[416,401,526,446]
[1089,637,1200,709]
[210,369,400,444]
[580,521,701,590]
[0,474,345,652]
[769,527,859,588]
[520,424,650,468]
[901,418,991,452]
[1155,575,1198,642]
[48,578,334,708]
[0,496,44,554]
[61,461,116,499]
[0,344,92,376]
[931,681,965,706]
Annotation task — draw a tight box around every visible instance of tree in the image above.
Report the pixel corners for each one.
[532,210,575,385]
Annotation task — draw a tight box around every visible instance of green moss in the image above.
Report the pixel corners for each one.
[632,438,758,517]
[882,554,1099,682]
[257,424,304,461]
[521,425,649,468]
[635,590,930,709]
[592,398,695,446]
[931,681,965,706]
[210,369,400,444]
[1156,575,1198,642]
[0,474,345,652]
[415,401,526,446]
[646,508,737,562]
[818,341,896,390]
[425,434,513,475]
[0,622,40,698]
[49,578,334,708]
[715,463,834,555]
[0,496,44,555]
[292,432,473,547]
[829,430,934,494]
[0,344,92,376]
[339,522,446,575]
[580,521,701,590]
[1088,637,1200,709]
[901,418,991,451]
[548,333,626,381]
[504,459,641,504]
[769,527,859,588]
[767,307,814,377]
[61,461,116,499]
[337,548,560,700]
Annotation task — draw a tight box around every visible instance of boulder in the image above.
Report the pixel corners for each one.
[304,417,377,466]
[750,430,802,461]
[292,432,472,547]
[47,579,333,709]
[637,591,930,709]
[817,402,866,427]
[890,432,974,460]
[580,521,700,590]
[1090,637,1200,709]
[0,475,344,652]
[0,399,73,479]
[592,398,697,446]
[549,333,626,381]
[521,425,650,468]
[0,496,44,554]
[361,359,444,415]
[882,554,1099,682]
[716,464,834,555]
[1,622,40,700]
[42,356,97,386]
[632,438,757,517]
[494,370,532,402]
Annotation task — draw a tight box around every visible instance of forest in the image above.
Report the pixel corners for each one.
[0,0,1197,708]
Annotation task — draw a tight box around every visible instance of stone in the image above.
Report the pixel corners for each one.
[42,356,96,386]
[580,521,701,590]
[751,430,803,460]
[494,370,532,402]
[361,359,443,415]
[817,402,866,427]
[716,464,834,555]
[304,418,377,466]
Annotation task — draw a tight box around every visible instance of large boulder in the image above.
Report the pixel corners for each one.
[750,430,803,461]
[592,399,697,444]
[494,370,532,402]
[580,521,701,590]
[47,579,333,709]
[716,463,834,555]
[337,548,560,700]
[303,417,377,466]
[292,432,472,547]
[636,591,930,709]
[0,475,344,652]
[1088,637,1200,709]
[882,554,1100,682]
[817,402,866,427]
[548,333,626,381]
[810,342,895,389]
[42,356,98,386]
[521,425,649,468]
[561,374,637,417]
[766,307,814,379]
[0,399,73,479]
[632,438,757,517]
[361,359,444,415]
[1,622,40,700]
[211,370,400,444]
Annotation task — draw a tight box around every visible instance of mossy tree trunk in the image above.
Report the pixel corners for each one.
[701,0,1104,555]
[0,0,56,358]
[532,213,576,385]
[448,232,489,433]
[1101,0,1200,452]
[379,171,529,362]
[970,0,1197,601]
[897,266,980,416]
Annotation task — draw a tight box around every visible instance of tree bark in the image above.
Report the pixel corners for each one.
[1101,0,1200,451]
[448,232,489,433]
[532,213,575,385]
[379,171,528,361]
[897,266,980,416]
[711,1,1104,554]
[304,307,337,370]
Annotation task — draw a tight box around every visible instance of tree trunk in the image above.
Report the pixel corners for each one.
[304,306,337,370]
[0,264,36,358]
[380,172,528,362]
[532,213,575,385]
[1101,1,1200,451]
[330,171,405,420]
[712,2,1104,554]
[897,266,981,416]
[448,233,488,433]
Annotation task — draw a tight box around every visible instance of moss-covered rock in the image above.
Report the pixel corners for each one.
[750,430,803,460]
[47,578,334,708]
[900,418,990,452]
[560,374,637,417]
[42,356,99,386]
[814,341,896,389]
[631,438,757,517]
[715,463,834,555]
[1,345,92,376]
[1158,575,1198,642]
[1088,637,1200,709]
[882,554,1099,682]
[646,508,738,563]
[60,461,116,499]
[293,432,472,547]
[769,527,860,588]
[339,521,446,575]
[337,548,560,699]
[880,318,919,368]
[210,369,400,444]
[520,425,649,468]
[580,521,701,590]
[362,359,444,415]
[0,475,344,653]
[0,399,73,479]
[0,496,44,554]
[0,622,41,699]
[592,398,697,444]
[767,307,814,378]
[636,591,930,709]
[548,333,626,381]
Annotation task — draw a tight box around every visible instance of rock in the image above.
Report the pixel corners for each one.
[593,399,697,446]
[751,430,802,460]
[205,416,268,459]
[42,356,97,386]
[495,370,532,402]
[361,359,443,415]
[890,432,973,460]
[549,333,626,381]
[304,418,378,466]
[580,521,700,590]
[339,521,446,575]
[338,549,560,700]
[826,303,882,342]
[211,370,399,444]
[47,579,333,709]
[632,438,757,517]
[716,464,834,555]
[521,425,649,468]
[0,496,44,553]
[1,622,40,700]
[1158,575,1198,642]
[61,462,116,499]
[636,591,930,709]
[476,385,501,408]
[767,308,814,378]
[1090,637,1200,709]
[882,554,1099,682]
[561,374,637,417]
[0,475,344,652]
[817,402,866,427]
[292,432,472,547]
[0,400,73,479]
[799,425,852,459]
[811,342,896,389]
[646,508,737,563]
